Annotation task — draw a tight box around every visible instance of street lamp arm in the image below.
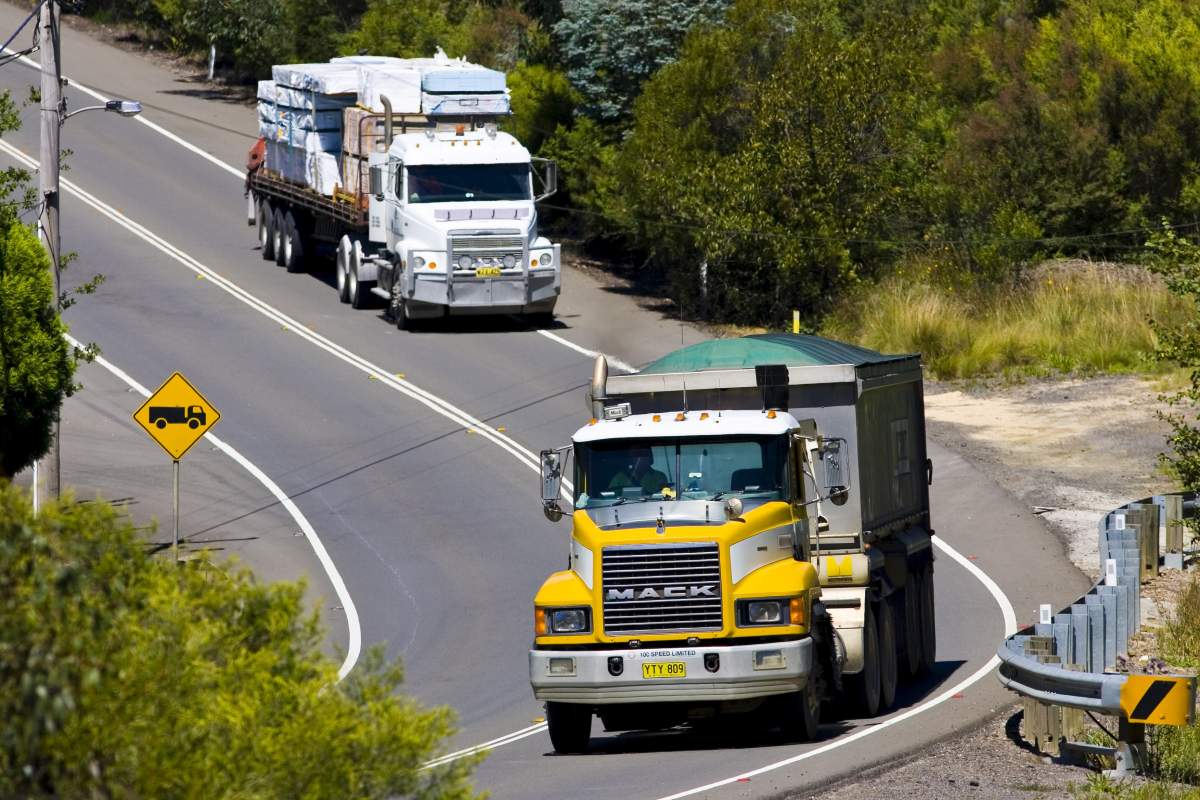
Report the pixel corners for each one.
[62,99,142,121]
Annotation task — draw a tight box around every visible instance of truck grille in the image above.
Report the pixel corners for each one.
[449,233,524,256]
[601,543,723,635]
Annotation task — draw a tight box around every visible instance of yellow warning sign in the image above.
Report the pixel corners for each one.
[133,372,221,461]
[1120,675,1196,726]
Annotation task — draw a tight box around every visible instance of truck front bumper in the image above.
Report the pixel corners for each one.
[529,638,813,705]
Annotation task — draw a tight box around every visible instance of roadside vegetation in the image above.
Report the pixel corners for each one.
[0,484,480,798]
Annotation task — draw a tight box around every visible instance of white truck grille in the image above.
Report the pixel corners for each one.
[601,543,723,635]
[449,233,523,257]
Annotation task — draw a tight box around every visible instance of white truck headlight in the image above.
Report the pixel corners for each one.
[738,599,785,626]
[538,251,553,267]
[458,255,473,270]
[548,607,590,634]
[503,254,516,268]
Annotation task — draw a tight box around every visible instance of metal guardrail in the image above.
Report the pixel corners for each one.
[995,493,1197,776]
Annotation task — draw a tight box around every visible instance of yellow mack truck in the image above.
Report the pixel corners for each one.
[529,334,937,753]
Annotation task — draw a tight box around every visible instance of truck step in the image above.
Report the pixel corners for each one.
[370,287,390,300]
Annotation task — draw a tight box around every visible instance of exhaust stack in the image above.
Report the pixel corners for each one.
[588,355,609,419]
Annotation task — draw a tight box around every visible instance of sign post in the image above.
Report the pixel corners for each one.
[132,372,221,561]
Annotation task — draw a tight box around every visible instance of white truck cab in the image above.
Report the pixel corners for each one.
[363,123,560,326]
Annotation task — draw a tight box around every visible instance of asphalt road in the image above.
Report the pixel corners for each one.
[0,7,1092,797]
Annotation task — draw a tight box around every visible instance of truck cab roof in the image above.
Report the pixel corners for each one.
[572,408,799,444]
[391,128,531,166]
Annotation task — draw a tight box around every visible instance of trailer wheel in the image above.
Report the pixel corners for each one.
[258,199,274,260]
[272,208,287,267]
[877,598,898,712]
[335,236,350,304]
[918,566,937,673]
[846,601,881,718]
[282,212,305,273]
[903,579,922,678]
[545,702,591,754]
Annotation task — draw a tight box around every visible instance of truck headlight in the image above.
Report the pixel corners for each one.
[538,251,552,267]
[737,599,788,626]
[503,254,516,268]
[458,255,473,270]
[547,607,590,634]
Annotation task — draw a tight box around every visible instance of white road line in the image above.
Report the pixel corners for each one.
[67,335,363,681]
[653,536,1018,800]
[533,328,638,374]
[6,45,641,374]
[423,722,549,769]
[4,47,244,180]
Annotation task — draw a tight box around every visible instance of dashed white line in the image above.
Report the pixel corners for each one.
[68,335,363,681]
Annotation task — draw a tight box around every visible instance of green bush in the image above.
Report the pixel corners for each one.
[0,484,480,798]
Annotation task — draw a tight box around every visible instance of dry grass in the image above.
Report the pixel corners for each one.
[824,266,1194,379]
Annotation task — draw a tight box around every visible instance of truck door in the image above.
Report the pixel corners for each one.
[789,435,812,562]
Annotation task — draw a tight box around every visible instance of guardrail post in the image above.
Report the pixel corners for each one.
[1165,494,1185,569]
[1127,504,1159,579]
[1084,597,1104,671]
[1108,718,1146,779]
[1070,604,1091,671]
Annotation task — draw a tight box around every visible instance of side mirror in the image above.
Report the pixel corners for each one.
[818,438,850,506]
[541,447,569,522]
[532,157,558,202]
[369,166,385,201]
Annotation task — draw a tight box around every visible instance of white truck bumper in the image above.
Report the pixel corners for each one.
[530,638,813,705]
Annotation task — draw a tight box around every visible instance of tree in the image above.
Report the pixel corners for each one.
[1148,226,1200,515]
[553,0,730,123]
[0,135,71,479]
[612,0,938,323]
[0,484,482,798]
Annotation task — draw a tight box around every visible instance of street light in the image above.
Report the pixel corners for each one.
[63,99,143,120]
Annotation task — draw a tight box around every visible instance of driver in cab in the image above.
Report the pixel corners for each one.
[608,448,671,497]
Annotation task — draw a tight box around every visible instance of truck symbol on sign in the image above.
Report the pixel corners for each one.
[149,405,206,430]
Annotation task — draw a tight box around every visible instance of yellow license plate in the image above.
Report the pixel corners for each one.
[475,267,502,277]
[641,661,686,679]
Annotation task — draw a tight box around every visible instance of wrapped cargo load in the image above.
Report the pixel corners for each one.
[421,66,509,115]
[271,62,359,96]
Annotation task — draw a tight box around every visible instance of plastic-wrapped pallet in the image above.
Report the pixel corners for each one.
[356,65,422,113]
[420,66,508,115]
[272,62,359,96]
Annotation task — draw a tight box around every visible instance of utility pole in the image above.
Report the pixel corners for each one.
[38,0,62,501]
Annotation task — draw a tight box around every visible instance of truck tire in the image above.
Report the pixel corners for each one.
[546,702,591,754]
[272,208,287,267]
[282,212,305,274]
[348,243,373,309]
[258,199,274,261]
[393,297,410,330]
[919,567,937,673]
[335,236,350,303]
[846,602,881,718]
[878,598,898,712]
[903,579,921,678]
[776,663,822,742]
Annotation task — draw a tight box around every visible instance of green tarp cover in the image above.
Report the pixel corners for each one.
[638,334,911,374]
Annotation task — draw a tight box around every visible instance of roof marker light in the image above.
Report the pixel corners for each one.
[700,412,710,421]
[675,412,686,421]
[652,415,662,423]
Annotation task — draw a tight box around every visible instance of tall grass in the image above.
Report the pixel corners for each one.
[824,267,1194,379]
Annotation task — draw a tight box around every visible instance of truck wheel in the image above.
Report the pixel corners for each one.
[847,602,881,718]
[777,666,822,742]
[283,212,305,274]
[155,419,167,429]
[545,702,591,754]
[903,579,922,678]
[919,567,937,673]
[394,298,410,330]
[878,598,898,712]
[348,245,373,309]
[335,237,350,304]
[258,199,274,260]
[272,208,287,267]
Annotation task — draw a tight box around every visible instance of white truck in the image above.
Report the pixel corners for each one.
[246,56,561,328]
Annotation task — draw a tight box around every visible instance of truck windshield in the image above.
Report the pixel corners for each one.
[573,436,787,509]
[406,163,531,203]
